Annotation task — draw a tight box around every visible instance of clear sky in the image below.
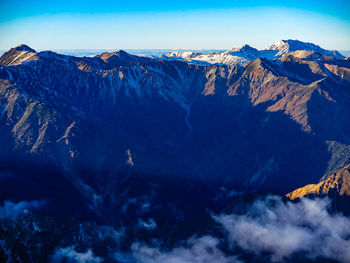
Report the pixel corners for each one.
[0,0,349,50]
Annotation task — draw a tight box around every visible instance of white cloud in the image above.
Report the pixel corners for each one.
[50,246,102,263]
[214,196,350,262]
[131,236,241,263]
[130,197,350,263]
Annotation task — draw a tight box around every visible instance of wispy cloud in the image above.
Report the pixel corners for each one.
[50,246,102,263]
[138,218,157,230]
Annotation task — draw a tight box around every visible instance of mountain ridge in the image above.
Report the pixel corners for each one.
[1,40,350,262]
[161,39,345,66]
[286,164,350,200]
[0,40,349,221]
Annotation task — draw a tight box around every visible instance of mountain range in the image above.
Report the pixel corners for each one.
[161,39,345,65]
[0,39,350,262]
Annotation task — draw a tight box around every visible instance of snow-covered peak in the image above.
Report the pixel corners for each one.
[263,39,344,59]
[229,44,256,52]
[158,40,345,66]
[162,51,201,59]
[227,44,260,60]
[161,50,250,66]
[264,40,322,56]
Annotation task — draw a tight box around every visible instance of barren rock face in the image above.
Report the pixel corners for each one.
[287,164,350,200]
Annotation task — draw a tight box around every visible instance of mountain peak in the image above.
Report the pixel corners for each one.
[116,49,129,55]
[263,39,344,59]
[98,49,132,60]
[229,44,259,54]
[264,39,318,52]
[228,44,260,61]
[97,49,141,66]
[230,44,255,51]
[14,44,37,53]
[0,44,38,65]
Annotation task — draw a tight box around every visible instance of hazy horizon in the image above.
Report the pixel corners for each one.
[1,44,350,58]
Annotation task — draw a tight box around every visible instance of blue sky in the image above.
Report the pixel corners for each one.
[0,0,349,50]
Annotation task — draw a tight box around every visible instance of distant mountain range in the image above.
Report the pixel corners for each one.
[1,40,349,59]
[0,39,350,262]
[161,39,346,65]
[0,48,223,58]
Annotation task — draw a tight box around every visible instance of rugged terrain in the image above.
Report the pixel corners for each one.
[287,164,350,200]
[0,40,350,262]
[286,164,350,216]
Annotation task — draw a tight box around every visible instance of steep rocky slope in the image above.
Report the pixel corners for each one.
[286,164,350,216]
[0,42,350,222]
[287,164,350,200]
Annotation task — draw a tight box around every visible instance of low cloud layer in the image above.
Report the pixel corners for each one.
[215,196,350,262]
[132,196,350,263]
[2,196,349,262]
[132,236,241,263]
[50,246,102,263]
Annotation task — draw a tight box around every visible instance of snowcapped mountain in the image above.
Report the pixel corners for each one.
[262,39,345,59]
[161,39,345,66]
[227,44,261,60]
[161,46,254,66]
